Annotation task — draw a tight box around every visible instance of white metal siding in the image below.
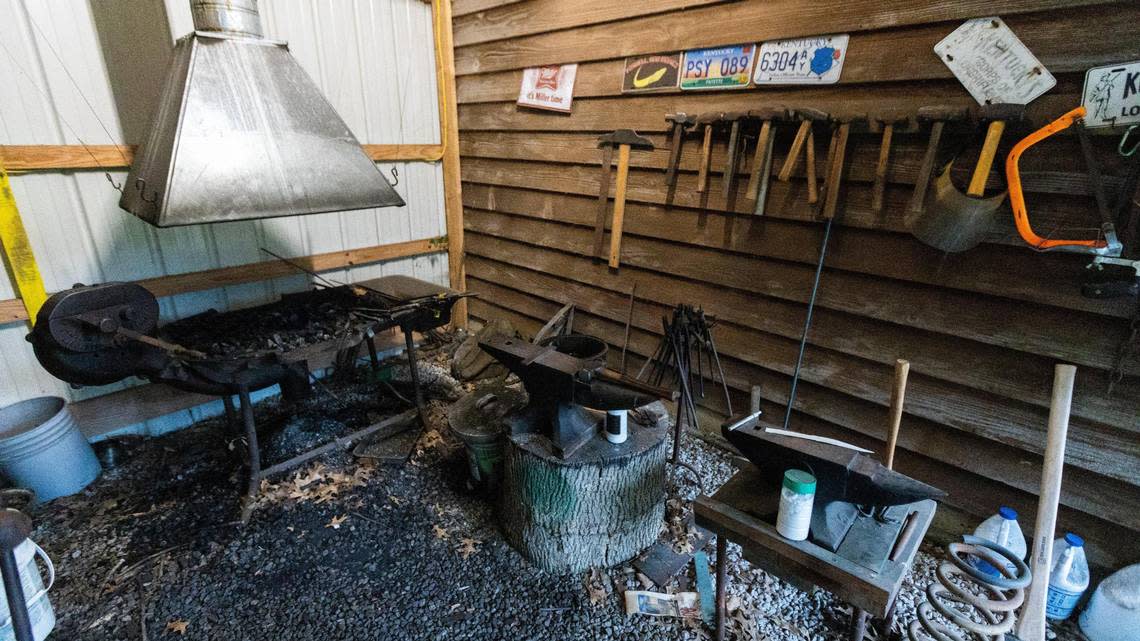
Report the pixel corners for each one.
[0,0,446,434]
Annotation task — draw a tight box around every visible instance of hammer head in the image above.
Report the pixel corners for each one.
[792,107,830,122]
[978,102,1026,122]
[666,113,696,127]
[597,129,655,150]
[722,111,748,122]
[833,112,867,125]
[696,112,726,126]
[916,105,969,123]
[749,106,789,121]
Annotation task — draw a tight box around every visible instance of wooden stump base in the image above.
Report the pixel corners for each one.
[498,420,667,573]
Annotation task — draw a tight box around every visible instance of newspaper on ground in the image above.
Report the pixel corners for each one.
[624,590,701,618]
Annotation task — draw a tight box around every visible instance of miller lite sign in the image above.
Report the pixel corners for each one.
[518,64,578,113]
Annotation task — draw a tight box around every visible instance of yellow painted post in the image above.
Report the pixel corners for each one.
[0,162,48,324]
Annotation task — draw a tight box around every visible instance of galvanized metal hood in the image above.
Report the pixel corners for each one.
[120,0,404,227]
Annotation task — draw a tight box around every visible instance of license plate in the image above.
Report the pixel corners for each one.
[680,44,755,91]
[1083,60,1140,128]
[753,34,849,85]
[934,17,1056,106]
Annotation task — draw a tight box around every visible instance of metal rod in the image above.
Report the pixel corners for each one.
[783,217,834,430]
[0,548,33,641]
[257,409,418,478]
[715,536,727,641]
[620,282,636,374]
[403,325,427,426]
[238,387,260,524]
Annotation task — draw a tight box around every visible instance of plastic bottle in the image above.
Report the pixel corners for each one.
[1046,532,1090,621]
[1079,563,1140,641]
[970,506,1027,577]
[776,469,815,541]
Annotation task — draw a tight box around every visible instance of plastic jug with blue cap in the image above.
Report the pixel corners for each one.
[1046,532,1089,621]
[970,506,1026,577]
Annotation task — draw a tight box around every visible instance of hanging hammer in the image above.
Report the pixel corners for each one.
[745,106,788,215]
[721,112,748,201]
[821,113,866,220]
[695,112,725,194]
[664,113,695,210]
[907,105,968,217]
[778,108,830,203]
[595,130,654,269]
[870,115,909,212]
[968,103,1026,197]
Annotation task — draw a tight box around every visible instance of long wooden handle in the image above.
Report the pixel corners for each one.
[805,129,819,204]
[907,121,945,216]
[778,120,812,182]
[885,358,910,470]
[822,123,851,220]
[1016,364,1076,641]
[665,123,685,186]
[722,121,742,200]
[745,121,773,200]
[609,144,632,269]
[697,125,713,193]
[593,145,615,261]
[968,120,1006,197]
[871,124,894,212]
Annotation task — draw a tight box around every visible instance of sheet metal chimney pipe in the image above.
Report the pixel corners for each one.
[190,0,263,37]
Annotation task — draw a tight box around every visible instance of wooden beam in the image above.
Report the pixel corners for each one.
[0,144,445,171]
[0,238,447,324]
[452,0,524,17]
[435,0,469,328]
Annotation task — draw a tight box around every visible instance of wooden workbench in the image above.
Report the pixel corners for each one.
[694,466,936,641]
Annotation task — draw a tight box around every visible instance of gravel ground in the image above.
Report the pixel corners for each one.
[26,338,1084,641]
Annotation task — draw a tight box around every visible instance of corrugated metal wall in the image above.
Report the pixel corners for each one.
[0,0,446,433]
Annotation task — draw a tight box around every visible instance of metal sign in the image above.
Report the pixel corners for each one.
[622,53,681,93]
[934,17,1056,105]
[679,44,755,91]
[517,64,578,112]
[753,34,849,85]
[1082,60,1140,128]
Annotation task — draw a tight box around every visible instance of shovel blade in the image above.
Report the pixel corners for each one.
[908,163,1006,253]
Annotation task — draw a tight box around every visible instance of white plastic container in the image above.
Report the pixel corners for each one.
[604,410,628,444]
[971,506,1027,577]
[776,469,815,541]
[1046,532,1089,621]
[0,539,55,641]
[1080,563,1140,641]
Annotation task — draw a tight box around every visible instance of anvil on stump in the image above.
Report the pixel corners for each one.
[722,413,945,552]
[478,333,669,572]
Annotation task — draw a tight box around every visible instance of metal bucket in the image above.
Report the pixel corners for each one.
[0,398,101,502]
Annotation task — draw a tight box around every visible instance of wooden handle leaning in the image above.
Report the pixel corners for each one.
[745,121,773,200]
[1016,363,1076,641]
[871,124,894,212]
[821,123,851,220]
[968,120,1006,197]
[885,359,910,470]
[778,120,812,182]
[805,129,818,204]
[609,144,632,269]
[697,125,714,193]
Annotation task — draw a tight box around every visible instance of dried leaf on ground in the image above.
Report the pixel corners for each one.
[433,524,451,540]
[325,514,349,529]
[166,619,189,635]
[456,537,480,559]
[584,567,613,606]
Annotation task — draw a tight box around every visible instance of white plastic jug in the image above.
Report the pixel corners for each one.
[1046,532,1089,621]
[971,506,1026,577]
[1080,563,1140,641]
[0,539,55,641]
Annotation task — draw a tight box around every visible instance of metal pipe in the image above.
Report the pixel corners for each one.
[0,510,34,641]
[190,0,263,37]
[783,217,834,430]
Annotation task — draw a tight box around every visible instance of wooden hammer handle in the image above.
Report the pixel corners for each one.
[778,120,812,182]
[885,359,909,470]
[821,122,851,220]
[968,120,1006,197]
[805,129,818,205]
[697,125,714,193]
[609,144,632,269]
[745,121,773,200]
[907,121,945,217]
[871,124,895,212]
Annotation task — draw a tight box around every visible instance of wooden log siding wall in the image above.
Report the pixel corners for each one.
[452,0,1140,568]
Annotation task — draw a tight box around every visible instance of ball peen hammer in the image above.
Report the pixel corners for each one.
[907,105,968,217]
[664,113,696,187]
[777,107,829,183]
[745,106,788,214]
[871,115,909,212]
[721,111,748,201]
[595,130,654,269]
[695,112,725,194]
[821,113,866,220]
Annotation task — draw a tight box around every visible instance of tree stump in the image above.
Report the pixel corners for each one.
[498,421,667,573]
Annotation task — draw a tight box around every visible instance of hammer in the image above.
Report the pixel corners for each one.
[907,105,968,217]
[968,103,1025,197]
[695,112,724,194]
[777,107,829,185]
[871,115,909,212]
[721,112,748,201]
[664,113,695,201]
[595,130,654,268]
[821,113,866,220]
[745,106,788,214]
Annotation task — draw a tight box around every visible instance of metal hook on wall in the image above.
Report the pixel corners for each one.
[1119,125,1140,158]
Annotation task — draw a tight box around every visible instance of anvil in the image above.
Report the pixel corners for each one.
[723,412,945,551]
[479,334,664,458]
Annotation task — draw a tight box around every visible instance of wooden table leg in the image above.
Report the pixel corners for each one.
[849,608,869,641]
[716,536,727,641]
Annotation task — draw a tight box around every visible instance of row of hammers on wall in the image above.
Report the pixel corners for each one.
[592,104,1028,269]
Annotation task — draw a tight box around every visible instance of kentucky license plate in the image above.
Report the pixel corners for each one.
[753,34,849,85]
[680,44,756,90]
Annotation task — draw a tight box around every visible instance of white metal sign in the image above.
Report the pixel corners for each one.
[517,64,578,113]
[753,34,849,85]
[934,17,1056,105]
[1082,61,1140,128]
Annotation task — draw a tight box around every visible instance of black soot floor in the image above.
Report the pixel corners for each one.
[30,335,1085,641]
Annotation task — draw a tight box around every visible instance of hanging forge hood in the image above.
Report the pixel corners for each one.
[119,0,405,227]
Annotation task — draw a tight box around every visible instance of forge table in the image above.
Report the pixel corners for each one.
[694,466,936,641]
